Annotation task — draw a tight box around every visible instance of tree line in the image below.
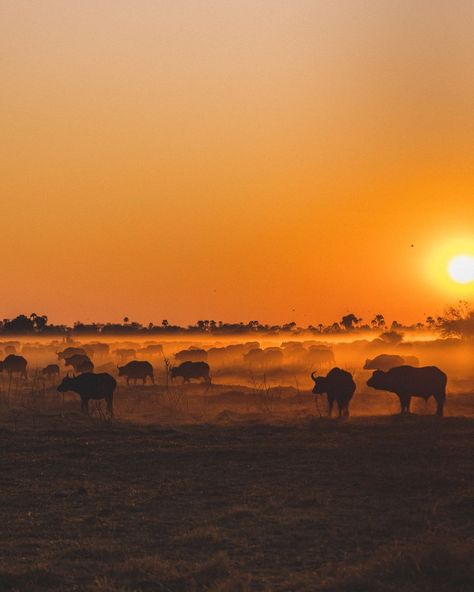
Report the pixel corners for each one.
[1,303,472,337]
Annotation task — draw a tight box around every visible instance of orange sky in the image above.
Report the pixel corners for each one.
[1,1,473,326]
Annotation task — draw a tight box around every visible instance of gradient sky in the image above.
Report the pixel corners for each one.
[1,1,473,326]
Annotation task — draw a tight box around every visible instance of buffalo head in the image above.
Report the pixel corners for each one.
[310,371,327,394]
[367,370,387,390]
[57,375,75,392]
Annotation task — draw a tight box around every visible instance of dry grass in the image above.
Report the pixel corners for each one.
[0,410,472,591]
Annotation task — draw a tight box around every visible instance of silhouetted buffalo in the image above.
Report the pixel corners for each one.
[58,347,87,361]
[175,348,208,363]
[367,365,447,416]
[244,347,283,367]
[113,348,136,363]
[41,364,60,379]
[171,361,210,384]
[139,344,163,355]
[364,354,419,371]
[118,360,154,385]
[64,354,94,374]
[306,346,335,367]
[57,373,116,415]
[0,354,28,379]
[84,343,110,358]
[311,367,356,417]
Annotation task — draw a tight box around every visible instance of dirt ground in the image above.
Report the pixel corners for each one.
[0,387,473,592]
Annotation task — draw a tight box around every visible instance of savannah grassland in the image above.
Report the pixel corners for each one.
[0,338,473,592]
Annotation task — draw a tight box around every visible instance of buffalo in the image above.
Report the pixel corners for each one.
[57,373,116,415]
[171,361,211,384]
[367,365,447,416]
[113,348,136,363]
[58,347,88,361]
[41,364,60,379]
[175,348,208,363]
[364,354,419,371]
[311,367,356,417]
[118,360,154,385]
[0,354,28,379]
[64,354,94,374]
[84,343,110,358]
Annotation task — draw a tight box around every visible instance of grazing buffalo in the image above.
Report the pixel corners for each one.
[58,347,87,361]
[311,367,356,417]
[139,344,163,355]
[367,365,447,416]
[57,373,116,415]
[41,364,60,379]
[175,348,208,363]
[0,354,28,379]
[364,354,419,371]
[171,361,211,384]
[118,360,154,385]
[64,354,94,374]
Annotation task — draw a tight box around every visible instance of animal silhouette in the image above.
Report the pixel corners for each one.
[0,354,28,379]
[367,365,447,415]
[171,361,210,384]
[118,360,154,385]
[57,372,116,415]
[311,367,356,417]
[41,364,60,380]
[64,354,94,374]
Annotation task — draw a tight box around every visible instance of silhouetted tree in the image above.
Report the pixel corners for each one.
[437,302,474,338]
[341,313,360,330]
[371,314,385,329]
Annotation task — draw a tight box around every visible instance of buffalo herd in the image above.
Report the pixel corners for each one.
[0,344,449,418]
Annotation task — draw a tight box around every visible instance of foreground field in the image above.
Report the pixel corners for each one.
[0,414,473,591]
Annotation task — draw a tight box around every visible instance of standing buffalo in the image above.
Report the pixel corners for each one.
[175,348,208,363]
[0,354,28,379]
[113,348,136,363]
[364,354,419,371]
[367,365,447,416]
[64,354,94,374]
[57,373,116,415]
[311,367,356,417]
[58,347,87,361]
[118,360,154,385]
[41,364,60,380]
[171,361,211,384]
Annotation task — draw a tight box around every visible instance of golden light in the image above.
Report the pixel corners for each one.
[448,255,474,284]
[424,235,474,296]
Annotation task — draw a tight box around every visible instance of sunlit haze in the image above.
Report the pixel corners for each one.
[1,1,473,325]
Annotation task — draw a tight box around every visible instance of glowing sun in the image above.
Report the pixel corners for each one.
[447,254,474,284]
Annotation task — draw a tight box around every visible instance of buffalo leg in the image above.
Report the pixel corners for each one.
[406,396,412,414]
[398,394,407,414]
[327,397,334,417]
[436,394,445,416]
